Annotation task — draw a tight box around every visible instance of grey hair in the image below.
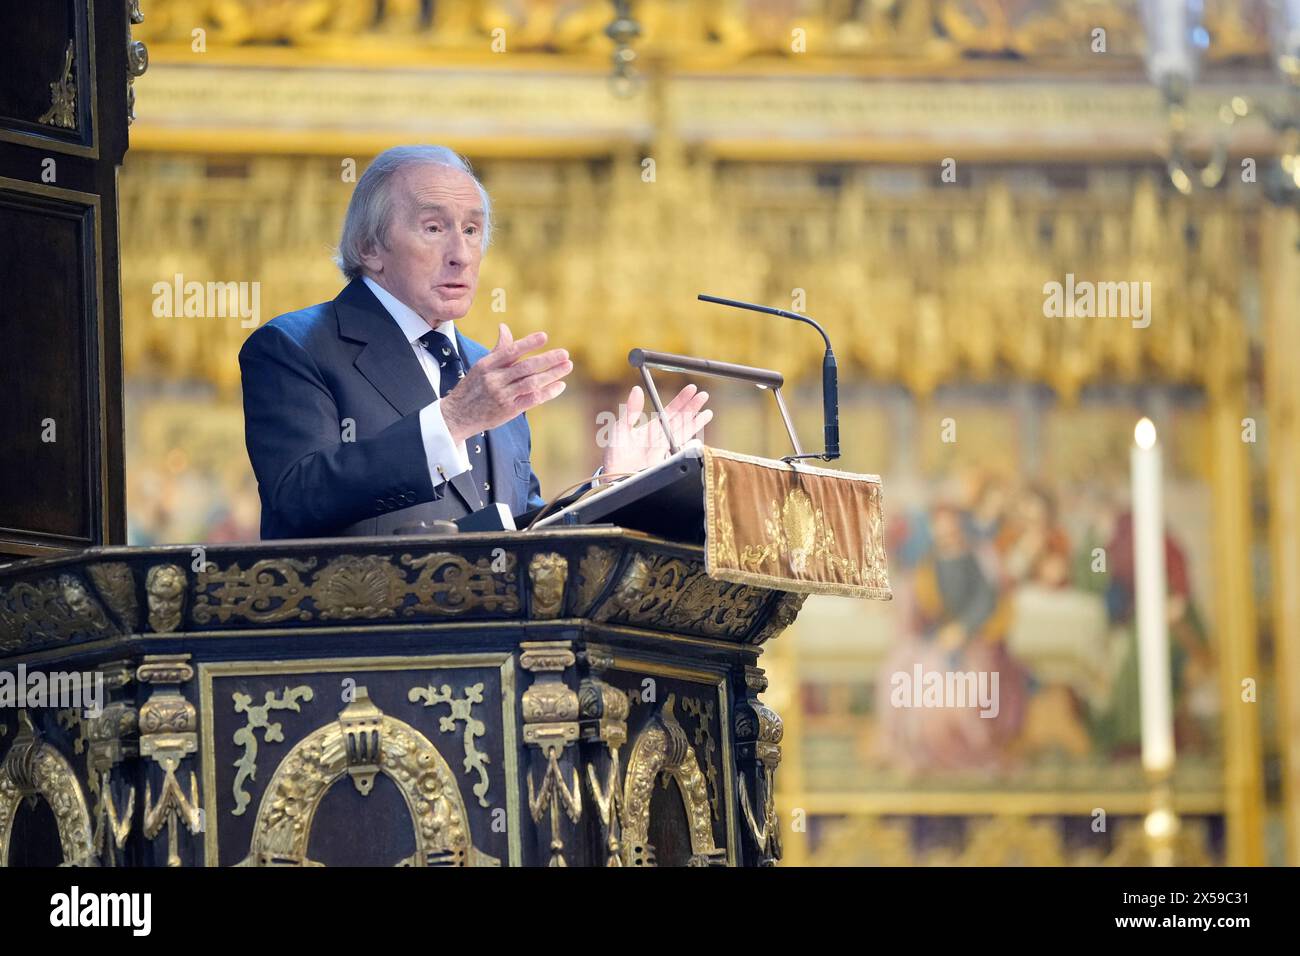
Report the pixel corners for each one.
[335,145,493,280]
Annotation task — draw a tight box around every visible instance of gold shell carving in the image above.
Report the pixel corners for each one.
[313,554,402,620]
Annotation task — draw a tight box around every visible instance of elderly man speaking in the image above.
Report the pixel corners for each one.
[240,145,711,539]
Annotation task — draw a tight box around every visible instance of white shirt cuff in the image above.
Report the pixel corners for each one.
[419,401,472,487]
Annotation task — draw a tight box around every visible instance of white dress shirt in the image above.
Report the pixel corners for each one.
[363,276,475,492]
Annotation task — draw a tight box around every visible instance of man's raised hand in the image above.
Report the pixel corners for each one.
[599,383,713,479]
[440,323,573,444]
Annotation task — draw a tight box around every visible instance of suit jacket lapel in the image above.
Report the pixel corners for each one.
[336,278,435,418]
[337,279,483,513]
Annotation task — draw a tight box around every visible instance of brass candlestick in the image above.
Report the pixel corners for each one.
[1144,765,1181,867]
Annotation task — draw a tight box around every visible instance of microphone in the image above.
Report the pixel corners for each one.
[697,294,840,462]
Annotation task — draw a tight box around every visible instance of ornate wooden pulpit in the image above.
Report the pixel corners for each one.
[0,528,802,867]
[0,450,889,867]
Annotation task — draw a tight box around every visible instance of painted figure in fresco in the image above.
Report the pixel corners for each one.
[878,473,1109,774]
[876,503,1030,773]
[995,484,1072,590]
[1091,510,1217,756]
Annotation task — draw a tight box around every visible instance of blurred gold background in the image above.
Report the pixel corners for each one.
[119,0,1300,866]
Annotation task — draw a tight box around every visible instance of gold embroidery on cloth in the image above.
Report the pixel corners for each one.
[702,446,891,600]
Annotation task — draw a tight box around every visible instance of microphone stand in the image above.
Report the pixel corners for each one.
[696,294,840,462]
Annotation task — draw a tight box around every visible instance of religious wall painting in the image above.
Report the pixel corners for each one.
[793,391,1221,796]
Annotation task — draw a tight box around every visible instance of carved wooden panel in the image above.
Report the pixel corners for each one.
[0,0,133,558]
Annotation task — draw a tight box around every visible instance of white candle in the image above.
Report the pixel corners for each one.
[1140,0,1200,88]
[1267,0,1300,74]
[1132,417,1175,774]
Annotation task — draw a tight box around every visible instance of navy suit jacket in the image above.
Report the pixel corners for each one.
[239,278,545,539]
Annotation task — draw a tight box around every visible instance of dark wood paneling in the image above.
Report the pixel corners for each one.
[0,190,97,542]
[0,0,94,155]
[0,0,128,559]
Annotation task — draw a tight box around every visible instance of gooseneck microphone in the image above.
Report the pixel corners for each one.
[697,293,840,462]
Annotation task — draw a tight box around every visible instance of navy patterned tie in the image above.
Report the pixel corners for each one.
[419,329,493,504]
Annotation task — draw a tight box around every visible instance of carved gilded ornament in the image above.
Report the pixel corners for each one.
[573,545,617,614]
[751,590,807,644]
[733,664,783,866]
[89,704,139,865]
[127,0,149,125]
[0,574,115,653]
[586,748,624,868]
[680,696,720,822]
[231,686,315,816]
[621,695,724,867]
[736,701,783,865]
[145,564,186,632]
[193,551,519,625]
[37,40,76,129]
[239,689,498,867]
[86,562,139,631]
[313,554,405,619]
[0,712,95,867]
[62,663,139,865]
[129,0,1271,64]
[527,551,568,618]
[520,641,581,865]
[593,553,767,638]
[580,677,630,866]
[408,682,492,808]
[388,549,520,614]
[138,656,201,866]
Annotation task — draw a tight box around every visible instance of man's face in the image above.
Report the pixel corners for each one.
[362,163,484,326]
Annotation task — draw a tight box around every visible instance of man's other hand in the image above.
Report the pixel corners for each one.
[598,383,713,480]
